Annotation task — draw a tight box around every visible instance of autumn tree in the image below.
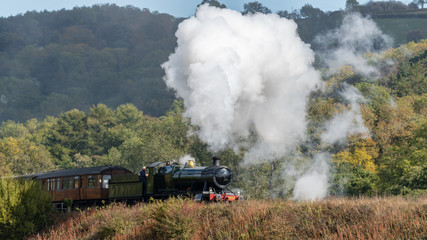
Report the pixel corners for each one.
[0,137,54,175]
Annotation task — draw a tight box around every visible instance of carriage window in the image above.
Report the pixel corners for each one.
[47,179,50,191]
[102,175,111,189]
[52,179,55,191]
[88,175,95,188]
[67,178,72,189]
[57,178,60,190]
[62,178,68,189]
[74,176,79,188]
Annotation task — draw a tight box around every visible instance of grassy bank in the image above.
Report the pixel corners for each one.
[32,197,426,240]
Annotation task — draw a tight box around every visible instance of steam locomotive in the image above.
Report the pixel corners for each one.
[25,157,240,208]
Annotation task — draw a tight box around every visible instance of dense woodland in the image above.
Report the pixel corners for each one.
[0,2,426,198]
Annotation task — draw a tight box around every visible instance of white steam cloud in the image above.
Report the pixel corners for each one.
[292,153,329,201]
[315,12,393,76]
[321,85,369,145]
[162,5,321,163]
[178,154,196,165]
[162,6,387,201]
[292,14,386,200]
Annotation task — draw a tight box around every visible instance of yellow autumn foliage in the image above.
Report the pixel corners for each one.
[334,146,377,173]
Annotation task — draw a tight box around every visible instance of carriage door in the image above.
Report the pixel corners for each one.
[79,176,85,200]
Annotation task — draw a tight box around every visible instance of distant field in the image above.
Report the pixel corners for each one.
[374,17,427,46]
[32,197,426,239]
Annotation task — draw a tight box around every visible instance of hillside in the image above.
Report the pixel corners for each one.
[373,17,427,45]
[0,5,178,122]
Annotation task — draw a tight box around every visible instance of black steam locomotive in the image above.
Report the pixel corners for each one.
[110,157,240,202]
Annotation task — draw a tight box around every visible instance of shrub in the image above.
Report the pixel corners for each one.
[0,178,52,239]
[150,198,196,240]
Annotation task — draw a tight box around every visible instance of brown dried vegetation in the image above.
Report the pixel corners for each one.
[32,197,426,240]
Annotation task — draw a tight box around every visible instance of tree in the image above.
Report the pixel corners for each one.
[417,0,425,8]
[0,137,54,175]
[276,10,300,19]
[346,0,360,11]
[300,4,325,19]
[45,109,88,166]
[198,0,226,9]
[378,122,427,194]
[242,2,272,15]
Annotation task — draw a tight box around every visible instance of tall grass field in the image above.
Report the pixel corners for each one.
[32,197,426,240]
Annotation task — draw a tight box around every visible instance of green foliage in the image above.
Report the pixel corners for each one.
[391,50,427,97]
[378,121,427,194]
[0,178,52,239]
[0,137,54,175]
[239,159,286,199]
[346,166,379,196]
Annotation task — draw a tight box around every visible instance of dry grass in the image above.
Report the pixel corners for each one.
[32,196,427,240]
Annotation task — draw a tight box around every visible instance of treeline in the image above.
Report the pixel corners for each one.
[0,101,210,175]
[0,40,426,198]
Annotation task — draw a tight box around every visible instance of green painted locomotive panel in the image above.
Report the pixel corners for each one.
[111,174,139,183]
[108,174,142,198]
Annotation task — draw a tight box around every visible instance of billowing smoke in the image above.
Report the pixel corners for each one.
[291,85,369,200]
[291,14,387,200]
[162,6,387,201]
[314,12,393,76]
[292,153,329,200]
[321,84,369,145]
[162,5,321,164]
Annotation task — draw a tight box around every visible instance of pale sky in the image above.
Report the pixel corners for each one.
[0,0,394,18]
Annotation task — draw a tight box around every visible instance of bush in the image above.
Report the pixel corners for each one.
[0,178,52,239]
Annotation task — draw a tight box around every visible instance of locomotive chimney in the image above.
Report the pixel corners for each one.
[212,156,220,166]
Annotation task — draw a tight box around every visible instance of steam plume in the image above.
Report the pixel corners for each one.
[292,14,387,200]
[321,85,369,145]
[315,12,392,76]
[162,6,388,201]
[292,153,329,200]
[178,154,196,165]
[162,5,321,163]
